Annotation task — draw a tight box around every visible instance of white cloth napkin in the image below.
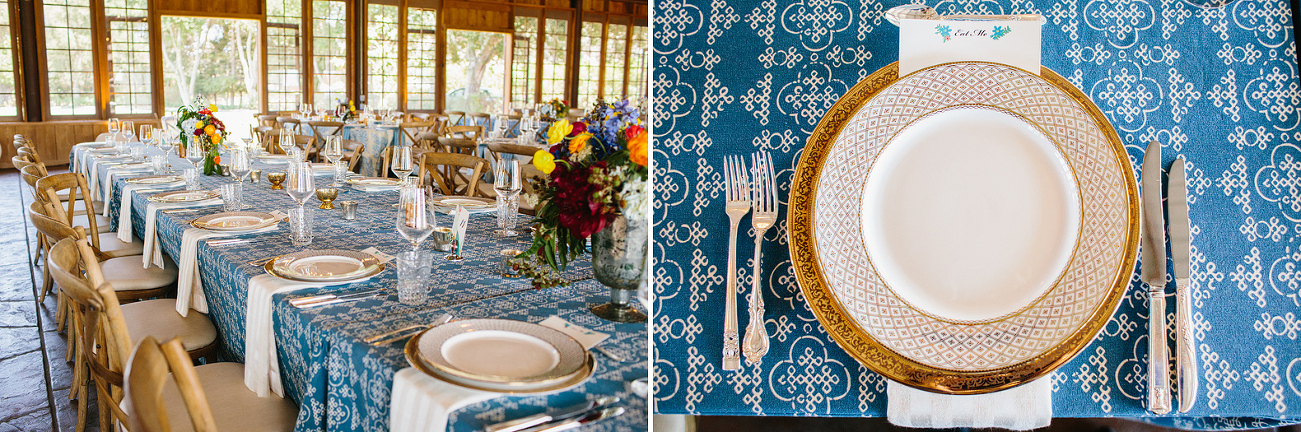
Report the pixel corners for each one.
[389,368,497,432]
[175,225,279,316]
[96,165,152,210]
[886,378,1051,430]
[244,275,325,398]
[115,182,183,242]
[141,199,223,269]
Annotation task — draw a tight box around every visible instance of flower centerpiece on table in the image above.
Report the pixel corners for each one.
[336,99,359,122]
[541,98,570,121]
[514,99,649,290]
[175,98,228,176]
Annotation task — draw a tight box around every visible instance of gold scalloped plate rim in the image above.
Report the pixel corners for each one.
[787,61,1140,395]
[404,327,596,395]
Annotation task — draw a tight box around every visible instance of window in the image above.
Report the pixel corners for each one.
[42,0,96,116]
[104,0,150,114]
[602,22,626,100]
[576,20,602,107]
[627,25,648,101]
[0,0,18,117]
[311,0,347,106]
[540,14,567,102]
[267,0,303,112]
[366,3,399,109]
[405,7,437,111]
[510,15,538,109]
[444,29,504,113]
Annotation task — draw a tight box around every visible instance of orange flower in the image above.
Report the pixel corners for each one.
[628,130,648,166]
[204,125,216,135]
[568,132,592,154]
[210,134,222,144]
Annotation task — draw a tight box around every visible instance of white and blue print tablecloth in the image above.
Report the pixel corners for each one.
[652,0,1301,427]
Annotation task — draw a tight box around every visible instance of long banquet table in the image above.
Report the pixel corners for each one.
[73,144,648,432]
[652,0,1301,429]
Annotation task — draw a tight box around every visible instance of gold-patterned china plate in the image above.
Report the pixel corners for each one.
[429,196,496,215]
[266,249,385,282]
[347,177,402,191]
[416,318,587,384]
[789,62,1139,394]
[126,175,183,185]
[147,190,220,203]
[191,211,279,232]
[404,321,595,394]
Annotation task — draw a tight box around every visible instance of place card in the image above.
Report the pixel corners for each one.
[898,16,1043,76]
[539,316,609,350]
[361,247,396,264]
[451,206,468,256]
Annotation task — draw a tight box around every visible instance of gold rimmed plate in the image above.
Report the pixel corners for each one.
[404,319,595,394]
[191,211,279,232]
[265,249,385,283]
[148,190,220,203]
[788,62,1139,394]
[126,175,183,185]
[429,196,496,215]
[347,177,402,191]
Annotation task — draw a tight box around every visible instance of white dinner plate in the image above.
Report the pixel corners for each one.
[259,155,290,164]
[267,249,384,282]
[125,175,183,185]
[192,211,279,232]
[429,196,496,214]
[347,177,402,191]
[406,318,592,393]
[147,190,220,203]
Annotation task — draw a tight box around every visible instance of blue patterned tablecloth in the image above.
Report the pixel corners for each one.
[74,144,649,432]
[652,0,1301,428]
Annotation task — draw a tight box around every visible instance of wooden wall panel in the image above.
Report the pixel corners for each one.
[0,120,163,169]
[155,0,265,19]
[444,1,512,32]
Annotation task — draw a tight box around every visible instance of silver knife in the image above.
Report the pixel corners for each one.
[484,396,619,432]
[1168,157,1197,412]
[289,288,386,307]
[1141,139,1171,415]
[519,406,625,432]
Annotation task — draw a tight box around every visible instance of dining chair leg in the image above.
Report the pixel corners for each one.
[97,390,110,432]
[39,248,53,303]
[74,386,86,432]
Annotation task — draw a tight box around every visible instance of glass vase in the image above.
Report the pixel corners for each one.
[589,214,648,323]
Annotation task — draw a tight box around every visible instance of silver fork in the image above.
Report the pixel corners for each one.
[743,151,775,365]
[721,155,750,371]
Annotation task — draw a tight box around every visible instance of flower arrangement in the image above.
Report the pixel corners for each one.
[514,99,649,288]
[336,99,359,122]
[542,98,569,120]
[175,98,228,175]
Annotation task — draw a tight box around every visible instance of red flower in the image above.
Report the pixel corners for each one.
[624,125,645,140]
[569,122,586,137]
[551,163,612,238]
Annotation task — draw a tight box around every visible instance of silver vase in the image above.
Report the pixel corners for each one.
[589,214,648,323]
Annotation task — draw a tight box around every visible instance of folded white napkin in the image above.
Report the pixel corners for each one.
[175,225,279,316]
[245,275,325,397]
[539,316,609,349]
[95,164,152,208]
[141,199,223,269]
[886,378,1051,430]
[115,182,184,242]
[389,368,497,432]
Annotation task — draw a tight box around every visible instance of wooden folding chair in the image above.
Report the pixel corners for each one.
[417,152,489,197]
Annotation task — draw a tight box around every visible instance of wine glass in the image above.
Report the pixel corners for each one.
[322,136,344,186]
[158,137,175,171]
[397,183,434,251]
[180,138,204,168]
[493,160,522,237]
[121,121,136,142]
[229,146,251,183]
[108,118,121,139]
[299,103,310,119]
[139,124,154,147]
[285,161,315,209]
[390,145,414,184]
[281,133,303,160]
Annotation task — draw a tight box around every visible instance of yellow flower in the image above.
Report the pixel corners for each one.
[195,121,204,130]
[204,125,216,135]
[208,104,218,113]
[568,132,592,154]
[547,119,573,145]
[533,150,556,174]
[629,130,648,166]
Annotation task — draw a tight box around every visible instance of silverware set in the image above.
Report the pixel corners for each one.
[364,313,454,345]
[720,150,778,370]
[1141,140,1196,414]
[290,288,386,308]
[485,396,623,432]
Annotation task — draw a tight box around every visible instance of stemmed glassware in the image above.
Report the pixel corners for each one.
[493,160,522,237]
[139,125,155,147]
[108,118,121,138]
[299,103,311,119]
[229,146,251,182]
[285,160,315,209]
[179,137,204,168]
[322,136,345,186]
[158,137,175,172]
[397,182,434,251]
[121,121,136,142]
[282,133,303,161]
[390,145,415,184]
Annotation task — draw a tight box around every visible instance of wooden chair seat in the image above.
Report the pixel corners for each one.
[127,338,298,432]
[99,255,178,292]
[121,299,217,352]
[96,232,145,258]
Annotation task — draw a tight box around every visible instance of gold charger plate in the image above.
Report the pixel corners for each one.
[788,62,1140,394]
[403,325,595,395]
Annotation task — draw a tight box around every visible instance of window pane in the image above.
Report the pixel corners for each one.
[602,23,626,101]
[104,0,151,114]
[43,0,95,116]
[405,7,437,111]
[445,29,504,114]
[627,26,648,102]
[366,4,398,109]
[161,17,260,140]
[312,0,347,106]
[540,16,568,102]
[267,0,302,112]
[0,0,17,116]
[576,21,601,107]
[510,16,537,109]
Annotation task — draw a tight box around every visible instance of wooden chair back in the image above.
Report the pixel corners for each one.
[445,111,465,126]
[339,139,365,172]
[437,136,478,156]
[35,173,103,250]
[467,112,491,128]
[418,152,488,197]
[269,130,317,157]
[445,125,483,142]
[17,146,44,165]
[20,164,47,189]
[398,121,434,148]
[502,114,523,138]
[407,112,431,121]
[303,121,344,152]
[257,114,279,128]
[276,117,301,134]
[126,336,220,432]
[430,114,449,137]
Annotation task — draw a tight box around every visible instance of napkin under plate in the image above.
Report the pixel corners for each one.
[389,368,497,432]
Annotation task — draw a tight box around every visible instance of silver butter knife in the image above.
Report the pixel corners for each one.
[519,406,624,432]
[1168,157,1197,412]
[290,288,386,308]
[1141,139,1171,415]
[484,396,619,432]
